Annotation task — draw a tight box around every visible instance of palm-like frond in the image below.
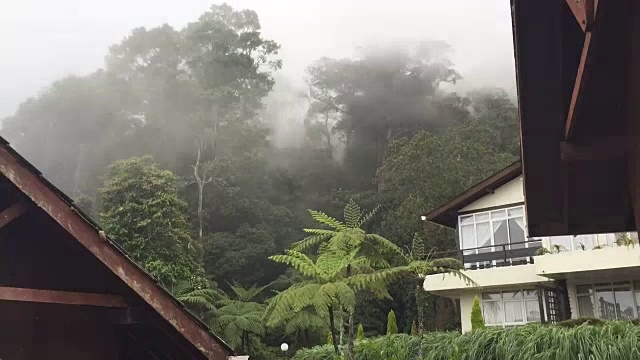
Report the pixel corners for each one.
[363,233,403,256]
[292,232,334,252]
[411,233,425,261]
[357,204,380,228]
[283,308,329,337]
[344,199,361,228]
[270,251,321,279]
[174,280,220,313]
[309,209,346,231]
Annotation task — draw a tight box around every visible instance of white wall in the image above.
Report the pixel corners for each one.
[459,290,479,333]
[461,176,524,212]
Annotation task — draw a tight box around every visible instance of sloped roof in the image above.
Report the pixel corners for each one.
[422,161,522,228]
[511,0,637,236]
[0,136,234,359]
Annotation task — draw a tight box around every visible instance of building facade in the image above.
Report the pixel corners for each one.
[423,163,640,333]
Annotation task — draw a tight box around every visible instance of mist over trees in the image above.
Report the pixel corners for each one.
[0,3,519,358]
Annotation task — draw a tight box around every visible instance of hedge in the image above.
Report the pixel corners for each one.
[292,321,640,360]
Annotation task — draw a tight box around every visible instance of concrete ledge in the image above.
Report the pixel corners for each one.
[423,264,549,293]
[535,246,640,277]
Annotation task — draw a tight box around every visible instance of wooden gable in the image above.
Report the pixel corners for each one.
[0,138,234,359]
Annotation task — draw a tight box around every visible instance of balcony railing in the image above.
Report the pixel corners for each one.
[430,239,543,270]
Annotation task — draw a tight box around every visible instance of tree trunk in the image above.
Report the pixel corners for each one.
[417,283,425,359]
[328,305,340,354]
[347,312,355,360]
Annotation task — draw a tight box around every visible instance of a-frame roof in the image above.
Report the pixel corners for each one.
[423,161,522,228]
[0,137,234,359]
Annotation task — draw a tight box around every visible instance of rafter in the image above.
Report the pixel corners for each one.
[566,0,597,32]
[565,33,592,140]
[0,286,127,308]
[560,138,627,161]
[0,200,29,230]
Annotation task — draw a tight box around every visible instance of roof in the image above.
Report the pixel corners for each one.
[0,136,235,359]
[511,0,638,236]
[423,161,522,228]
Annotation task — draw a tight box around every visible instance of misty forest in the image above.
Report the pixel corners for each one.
[1,4,520,359]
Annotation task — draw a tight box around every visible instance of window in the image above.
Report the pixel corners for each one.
[576,282,640,320]
[481,289,541,326]
[458,206,527,256]
[549,234,597,252]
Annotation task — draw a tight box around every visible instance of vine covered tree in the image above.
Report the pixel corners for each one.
[100,156,207,288]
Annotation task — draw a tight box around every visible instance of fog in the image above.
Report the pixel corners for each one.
[0,0,515,118]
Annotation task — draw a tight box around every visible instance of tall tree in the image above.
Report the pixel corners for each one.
[305,41,462,188]
[100,156,207,288]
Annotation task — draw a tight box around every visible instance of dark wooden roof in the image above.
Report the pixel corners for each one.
[511,0,638,236]
[423,161,522,229]
[0,136,235,359]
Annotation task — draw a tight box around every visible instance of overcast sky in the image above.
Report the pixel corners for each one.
[0,0,515,118]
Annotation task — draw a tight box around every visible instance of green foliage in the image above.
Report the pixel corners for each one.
[386,310,398,335]
[100,156,206,287]
[357,324,365,341]
[327,332,333,345]
[410,321,417,336]
[213,283,268,351]
[470,295,485,331]
[295,323,640,360]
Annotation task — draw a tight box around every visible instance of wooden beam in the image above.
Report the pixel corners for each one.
[566,0,597,32]
[628,0,640,233]
[565,32,593,140]
[566,0,588,31]
[0,201,29,230]
[0,286,127,308]
[0,146,233,359]
[560,138,628,161]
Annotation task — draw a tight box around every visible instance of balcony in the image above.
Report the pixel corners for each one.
[430,239,543,270]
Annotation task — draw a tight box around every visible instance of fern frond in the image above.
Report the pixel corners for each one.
[411,233,425,260]
[357,204,380,227]
[269,251,320,279]
[291,232,333,252]
[344,199,361,228]
[364,233,403,255]
[309,210,346,230]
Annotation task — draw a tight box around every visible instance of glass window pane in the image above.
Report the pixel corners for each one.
[482,292,502,300]
[596,289,617,320]
[504,300,524,323]
[475,213,490,222]
[614,287,636,320]
[550,236,573,252]
[577,285,592,295]
[476,222,492,253]
[508,207,524,217]
[482,301,503,325]
[634,280,640,289]
[523,289,538,299]
[508,218,526,248]
[502,291,522,300]
[525,299,541,322]
[491,210,506,220]
[460,224,476,253]
[635,292,640,319]
[575,235,595,251]
[493,220,509,248]
[460,215,474,225]
[578,295,595,318]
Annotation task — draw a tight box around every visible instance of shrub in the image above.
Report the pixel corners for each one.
[293,321,640,360]
[357,324,365,341]
[470,295,485,330]
[387,309,398,335]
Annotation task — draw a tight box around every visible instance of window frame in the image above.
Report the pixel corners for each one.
[480,288,542,327]
[575,281,640,320]
[458,205,528,266]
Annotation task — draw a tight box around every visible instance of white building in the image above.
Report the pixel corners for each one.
[422,161,640,333]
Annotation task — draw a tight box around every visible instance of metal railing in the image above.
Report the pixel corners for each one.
[429,239,543,269]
